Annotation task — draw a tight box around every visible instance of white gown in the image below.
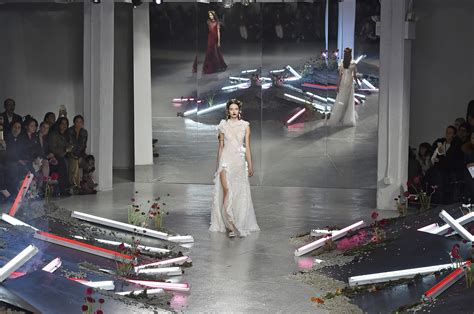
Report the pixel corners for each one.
[327,61,358,126]
[209,119,260,237]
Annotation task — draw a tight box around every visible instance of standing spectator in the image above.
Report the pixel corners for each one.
[1,99,22,135]
[48,117,72,196]
[417,142,433,176]
[67,115,88,190]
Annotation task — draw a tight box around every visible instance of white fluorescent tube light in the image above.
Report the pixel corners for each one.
[241,69,258,74]
[229,76,250,81]
[221,82,250,91]
[42,257,62,273]
[270,69,285,73]
[116,288,164,296]
[126,279,190,292]
[167,235,194,243]
[362,79,377,90]
[196,103,226,116]
[349,262,464,286]
[422,265,467,301]
[427,212,474,235]
[261,77,272,81]
[71,211,169,241]
[0,245,38,282]
[1,213,38,231]
[183,108,198,117]
[136,267,183,276]
[287,108,306,124]
[295,220,365,256]
[71,279,115,290]
[310,229,333,236]
[354,93,366,99]
[262,83,272,89]
[417,223,439,233]
[284,76,300,82]
[327,97,336,103]
[305,92,327,103]
[354,54,366,64]
[73,236,171,254]
[135,256,191,271]
[284,93,312,105]
[286,65,302,79]
[439,210,474,242]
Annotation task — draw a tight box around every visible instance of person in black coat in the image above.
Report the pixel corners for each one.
[1,99,23,136]
[5,121,28,193]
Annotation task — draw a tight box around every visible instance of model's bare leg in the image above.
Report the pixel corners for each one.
[219,170,239,237]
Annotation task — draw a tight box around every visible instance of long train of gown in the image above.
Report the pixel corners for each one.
[327,61,358,126]
[209,119,260,237]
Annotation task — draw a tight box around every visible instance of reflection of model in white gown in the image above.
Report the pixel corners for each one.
[327,60,358,127]
[210,119,260,237]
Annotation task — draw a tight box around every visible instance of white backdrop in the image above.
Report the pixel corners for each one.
[0,3,84,120]
[410,0,474,147]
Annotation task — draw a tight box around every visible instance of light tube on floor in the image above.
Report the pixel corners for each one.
[1,213,38,231]
[270,69,285,73]
[8,173,33,217]
[167,235,194,243]
[305,92,327,103]
[71,211,169,241]
[94,238,171,254]
[348,262,463,286]
[284,76,300,82]
[354,54,366,64]
[34,231,133,261]
[286,65,302,79]
[354,93,366,99]
[241,69,258,74]
[229,76,250,82]
[221,82,250,91]
[295,220,365,256]
[136,267,183,276]
[42,257,62,273]
[362,79,377,90]
[183,108,198,117]
[0,245,38,282]
[262,83,272,90]
[425,212,474,235]
[310,229,333,236]
[417,223,439,233]
[284,93,312,105]
[135,256,191,271]
[422,264,468,301]
[116,288,164,296]
[287,108,306,124]
[439,210,474,242]
[69,279,115,290]
[172,97,195,102]
[127,279,190,292]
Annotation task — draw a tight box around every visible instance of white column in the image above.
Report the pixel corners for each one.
[377,0,413,210]
[337,0,356,56]
[133,3,154,182]
[83,1,115,191]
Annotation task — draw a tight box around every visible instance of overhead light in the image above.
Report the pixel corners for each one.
[153,0,162,4]
[92,0,100,4]
[223,0,233,8]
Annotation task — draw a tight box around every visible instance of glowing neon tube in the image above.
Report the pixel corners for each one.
[354,54,366,64]
[167,235,194,243]
[1,213,38,231]
[73,236,171,254]
[69,279,115,290]
[295,220,365,256]
[42,257,62,273]
[172,97,195,102]
[136,267,183,276]
[348,262,464,286]
[8,173,33,216]
[116,288,164,296]
[286,65,302,79]
[222,82,250,91]
[196,103,226,116]
[0,245,38,282]
[241,69,258,74]
[229,76,250,82]
[270,69,285,73]
[126,279,190,292]
[34,231,133,261]
[262,83,272,89]
[287,108,306,124]
[310,229,332,236]
[183,108,198,117]
[422,264,468,301]
[439,210,474,242]
[71,211,168,241]
[354,93,366,99]
[362,79,377,90]
[417,223,439,233]
[284,76,300,82]
[284,93,312,105]
[135,256,191,271]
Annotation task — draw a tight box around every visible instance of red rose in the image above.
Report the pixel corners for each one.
[98,298,105,304]
[86,287,93,295]
[413,176,421,185]
[118,243,126,251]
[371,211,379,220]
[403,191,411,197]
[87,296,94,303]
[131,198,135,202]
[450,244,460,259]
[50,173,59,181]
[96,310,103,314]
[82,305,88,311]
[379,219,388,227]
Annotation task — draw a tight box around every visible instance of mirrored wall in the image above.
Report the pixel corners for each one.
[150,0,380,189]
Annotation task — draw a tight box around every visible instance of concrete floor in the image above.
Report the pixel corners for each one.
[55,181,377,313]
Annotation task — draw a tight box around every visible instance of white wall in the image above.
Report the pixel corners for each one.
[0,3,83,120]
[410,0,474,147]
[113,3,134,169]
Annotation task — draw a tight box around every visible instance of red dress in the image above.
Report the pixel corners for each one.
[202,20,227,74]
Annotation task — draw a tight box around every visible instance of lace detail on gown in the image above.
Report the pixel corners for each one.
[209,119,260,236]
[327,61,358,126]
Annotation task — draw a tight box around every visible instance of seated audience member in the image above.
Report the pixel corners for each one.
[1,99,22,135]
[51,106,68,132]
[457,122,470,144]
[23,118,50,184]
[454,117,466,130]
[467,114,474,134]
[0,120,10,201]
[408,147,421,179]
[462,132,474,201]
[428,126,464,204]
[5,121,28,193]
[466,99,474,121]
[48,117,72,196]
[43,112,56,127]
[80,155,97,195]
[67,115,88,190]
[417,142,433,176]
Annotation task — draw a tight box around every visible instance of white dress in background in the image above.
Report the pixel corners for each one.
[209,119,260,237]
[327,60,358,127]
